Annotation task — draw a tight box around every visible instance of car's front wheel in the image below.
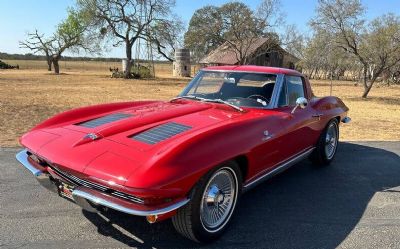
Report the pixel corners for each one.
[172,161,242,243]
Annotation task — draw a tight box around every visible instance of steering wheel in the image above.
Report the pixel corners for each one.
[247,94,270,105]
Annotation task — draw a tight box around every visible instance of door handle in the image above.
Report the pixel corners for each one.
[312,113,323,120]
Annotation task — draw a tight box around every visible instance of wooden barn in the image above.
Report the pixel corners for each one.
[200,37,299,69]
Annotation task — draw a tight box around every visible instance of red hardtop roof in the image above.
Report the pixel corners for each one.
[203,65,303,76]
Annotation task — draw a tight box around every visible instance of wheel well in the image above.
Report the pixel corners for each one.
[335,116,341,123]
[234,155,248,182]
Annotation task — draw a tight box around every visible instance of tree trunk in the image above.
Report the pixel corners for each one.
[47,58,52,71]
[361,65,370,98]
[53,59,60,74]
[124,43,132,79]
[308,68,315,79]
[362,83,373,98]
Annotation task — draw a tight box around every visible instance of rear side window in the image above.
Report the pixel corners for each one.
[286,76,305,106]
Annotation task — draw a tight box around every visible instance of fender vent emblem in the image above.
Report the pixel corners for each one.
[84,133,100,140]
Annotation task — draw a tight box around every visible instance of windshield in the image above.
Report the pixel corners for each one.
[179,70,277,108]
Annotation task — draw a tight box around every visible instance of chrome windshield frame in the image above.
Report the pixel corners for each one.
[178,69,285,110]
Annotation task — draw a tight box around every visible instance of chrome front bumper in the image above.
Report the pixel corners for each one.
[15,149,189,216]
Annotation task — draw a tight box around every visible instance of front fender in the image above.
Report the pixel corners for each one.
[29,101,158,132]
[126,116,279,198]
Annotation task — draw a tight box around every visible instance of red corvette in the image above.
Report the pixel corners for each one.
[16,66,350,242]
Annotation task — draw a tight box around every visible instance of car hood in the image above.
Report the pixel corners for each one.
[20,100,244,186]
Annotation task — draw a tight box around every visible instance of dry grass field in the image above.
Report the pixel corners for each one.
[0,60,399,146]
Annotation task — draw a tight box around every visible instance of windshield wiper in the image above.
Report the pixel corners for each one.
[170,95,204,102]
[202,98,244,112]
[171,96,244,112]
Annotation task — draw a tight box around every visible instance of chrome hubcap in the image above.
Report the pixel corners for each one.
[325,123,338,160]
[200,168,237,232]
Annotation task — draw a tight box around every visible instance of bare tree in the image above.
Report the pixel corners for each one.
[77,0,175,78]
[256,0,285,29]
[361,14,400,94]
[297,30,355,80]
[147,16,185,62]
[311,0,400,98]
[281,24,306,61]
[20,30,54,71]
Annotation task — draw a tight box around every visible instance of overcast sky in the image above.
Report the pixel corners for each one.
[0,0,399,58]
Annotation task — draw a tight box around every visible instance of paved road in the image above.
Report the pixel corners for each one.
[1,142,400,249]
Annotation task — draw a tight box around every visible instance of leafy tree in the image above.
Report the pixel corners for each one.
[77,0,177,78]
[185,0,283,64]
[184,6,223,63]
[51,9,99,73]
[219,2,271,65]
[20,9,99,74]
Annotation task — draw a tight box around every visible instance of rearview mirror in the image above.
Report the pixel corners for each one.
[291,97,308,114]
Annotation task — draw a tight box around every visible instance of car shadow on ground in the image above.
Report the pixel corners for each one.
[82,142,400,249]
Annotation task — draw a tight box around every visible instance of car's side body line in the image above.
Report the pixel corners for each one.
[242,147,315,191]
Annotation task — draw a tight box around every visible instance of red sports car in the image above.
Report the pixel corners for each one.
[16,66,350,242]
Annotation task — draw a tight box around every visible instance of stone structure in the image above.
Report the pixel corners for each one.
[173,48,191,77]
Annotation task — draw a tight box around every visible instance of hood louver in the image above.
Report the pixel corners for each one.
[76,113,133,128]
[132,122,192,145]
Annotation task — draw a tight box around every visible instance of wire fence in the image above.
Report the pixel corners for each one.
[2,59,201,78]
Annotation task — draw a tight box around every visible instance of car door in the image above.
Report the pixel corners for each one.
[274,75,318,160]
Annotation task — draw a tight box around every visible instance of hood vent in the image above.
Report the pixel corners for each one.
[132,122,192,145]
[76,113,133,128]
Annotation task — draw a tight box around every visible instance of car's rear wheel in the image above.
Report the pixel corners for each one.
[311,119,339,166]
[172,161,242,243]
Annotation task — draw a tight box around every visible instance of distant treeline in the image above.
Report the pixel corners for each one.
[0,52,170,63]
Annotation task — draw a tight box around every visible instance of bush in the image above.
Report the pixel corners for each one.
[0,60,19,69]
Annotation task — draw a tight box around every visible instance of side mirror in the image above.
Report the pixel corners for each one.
[291,97,308,114]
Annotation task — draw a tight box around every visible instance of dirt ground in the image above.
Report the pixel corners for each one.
[0,62,399,146]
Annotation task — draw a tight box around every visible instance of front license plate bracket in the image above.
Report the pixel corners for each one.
[58,182,75,201]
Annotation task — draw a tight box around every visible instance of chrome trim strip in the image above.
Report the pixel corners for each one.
[16,149,43,177]
[269,74,284,108]
[342,116,351,123]
[201,69,302,76]
[243,147,315,191]
[202,69,280,75]
[72,188,190,216]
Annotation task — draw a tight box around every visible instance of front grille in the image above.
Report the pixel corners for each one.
[48,164,144,204]
[50,166,108,192]
[111,190,145,204]
[132,122,192,144]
